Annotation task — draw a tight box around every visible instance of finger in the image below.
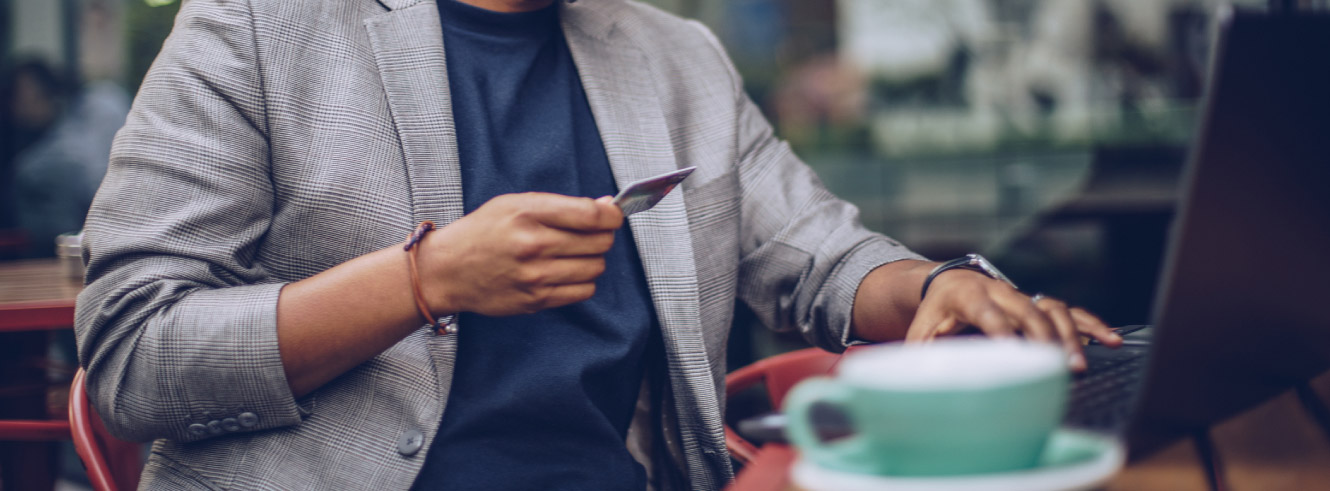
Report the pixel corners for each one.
[519,193,623,232]
[990,290,1056,343]
[1037,297,1087,371]
[932,316,963,337]
[1071,308,1122,347]
[961,299,1019,339]
[535,282,598,310]
[592,196,625,229]
[905,302,942,343]
[520,257,606,286]
[905,313,954,343]
[532,228,616,257]
[906,318,955,343]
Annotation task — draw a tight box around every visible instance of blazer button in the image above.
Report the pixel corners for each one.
[206,420,225,435]
[238,412,259,428]
[221,418,241,432]
[188,424,208,436]
[397,429,425,456]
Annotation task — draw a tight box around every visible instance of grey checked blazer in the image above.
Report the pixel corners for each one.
[75,0,921,488]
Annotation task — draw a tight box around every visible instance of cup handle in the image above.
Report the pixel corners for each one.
[784,377,868,465]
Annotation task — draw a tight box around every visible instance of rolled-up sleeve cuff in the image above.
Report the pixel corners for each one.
[819,237,925,352]
[149,282,309,440]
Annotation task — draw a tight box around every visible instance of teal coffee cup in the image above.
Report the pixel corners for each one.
[784,339,1069,477]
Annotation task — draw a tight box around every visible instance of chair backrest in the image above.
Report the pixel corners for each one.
[725,348,843,410]
[724,347,845,464]
[69,368,142,491]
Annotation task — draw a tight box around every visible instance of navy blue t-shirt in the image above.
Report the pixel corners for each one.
[414,1,656,489]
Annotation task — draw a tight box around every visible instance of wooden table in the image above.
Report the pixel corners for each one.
[729,371,1330,491]
[0,258,82,331]
[0,258,82,490]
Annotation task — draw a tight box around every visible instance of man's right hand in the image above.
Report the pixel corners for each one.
[417,192,624,317]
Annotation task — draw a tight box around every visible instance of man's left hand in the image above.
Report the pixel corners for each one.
[851,260,1123,372]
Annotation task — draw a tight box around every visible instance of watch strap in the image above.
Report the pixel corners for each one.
[920,253,1018,300]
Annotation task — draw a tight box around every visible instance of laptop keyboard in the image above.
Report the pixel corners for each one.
[1064,329,1152,431]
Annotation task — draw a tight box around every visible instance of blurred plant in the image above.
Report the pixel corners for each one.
[126,0,182,91]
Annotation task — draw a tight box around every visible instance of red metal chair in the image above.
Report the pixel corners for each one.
[69,368,142,491]
[0,334,74,490]
[724,347,847,464]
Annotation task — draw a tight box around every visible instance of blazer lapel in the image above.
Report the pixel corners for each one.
[364,1,464,228]
[562,3,728,484]
[364,0,461,410]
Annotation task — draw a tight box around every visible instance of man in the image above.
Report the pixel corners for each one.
[75,0,1120,489]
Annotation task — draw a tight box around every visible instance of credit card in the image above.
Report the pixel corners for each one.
[612,166,696,216]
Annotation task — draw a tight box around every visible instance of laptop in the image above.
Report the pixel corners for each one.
[1063,8,1330,459]
[735,8,1330,459]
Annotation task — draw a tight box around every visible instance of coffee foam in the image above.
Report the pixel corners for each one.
[838,338,1065,390]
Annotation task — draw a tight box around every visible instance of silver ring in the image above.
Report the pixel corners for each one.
[1030,293,1047,306]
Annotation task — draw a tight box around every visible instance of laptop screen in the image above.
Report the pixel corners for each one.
[1125,9,1330,455]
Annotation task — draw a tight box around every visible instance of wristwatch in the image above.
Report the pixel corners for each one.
[920,253,1018,300]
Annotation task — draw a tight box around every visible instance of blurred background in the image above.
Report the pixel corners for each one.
[637,0,1320,360]
[2,0,1328,489]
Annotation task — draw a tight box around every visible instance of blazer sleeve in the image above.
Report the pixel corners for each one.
[687,22,928,352]
[75,0,307,443]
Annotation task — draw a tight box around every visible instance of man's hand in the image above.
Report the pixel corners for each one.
[908,269,1121,370]
[417,192,623,317]
[852,260,1123,371]
[276,192,621,396]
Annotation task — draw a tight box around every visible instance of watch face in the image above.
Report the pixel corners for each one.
[967,254,1018,290]
[923,254,1020,300]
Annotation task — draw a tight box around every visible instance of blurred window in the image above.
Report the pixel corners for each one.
[1,0,178,258]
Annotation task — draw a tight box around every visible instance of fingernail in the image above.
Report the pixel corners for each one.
[595,195,613,203]
[1069,353,1086,369]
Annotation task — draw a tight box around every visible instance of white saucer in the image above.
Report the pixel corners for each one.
[791,428,1125,491]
